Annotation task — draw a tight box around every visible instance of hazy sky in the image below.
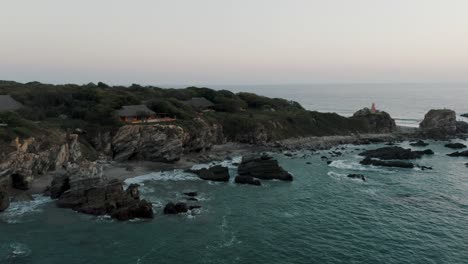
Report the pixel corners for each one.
[1,0,468,85]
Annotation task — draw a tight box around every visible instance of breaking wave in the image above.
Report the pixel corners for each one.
[329,160,393,173]
[0,195,52,224]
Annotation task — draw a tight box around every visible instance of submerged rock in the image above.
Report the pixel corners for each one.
[234,176,261,186]
[444,143,467,149]
[238,155,293,181]
[347,174,366,181]
[360,157,414,168]
[359,147,433,160]
[188,165,230,182]
[0,190,9,212]
[447,151,468,157]
[410,140,429,147]
[183,191,198,197]
[163,202,189,214]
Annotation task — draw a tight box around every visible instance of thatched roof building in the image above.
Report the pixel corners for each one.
[183,97,215,109]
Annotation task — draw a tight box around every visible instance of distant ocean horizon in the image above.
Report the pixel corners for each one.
[211,83,468,127]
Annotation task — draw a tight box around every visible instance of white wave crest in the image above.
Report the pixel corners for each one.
[0,195,52,223]
[4,242,31,259]
[329,160,393,173]
[124,170,200,186]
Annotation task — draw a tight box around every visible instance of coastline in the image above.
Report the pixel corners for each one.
[25,130,415,196]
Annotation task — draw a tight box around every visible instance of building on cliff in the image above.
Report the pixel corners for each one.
[183,97,215,110]
[116,105,175,123]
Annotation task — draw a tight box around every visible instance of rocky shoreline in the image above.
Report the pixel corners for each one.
[2,107,468,220]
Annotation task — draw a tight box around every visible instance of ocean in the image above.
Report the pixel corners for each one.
[1,84,468,264]
[214,83,468,127]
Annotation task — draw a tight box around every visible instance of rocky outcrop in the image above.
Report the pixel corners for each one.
[360,157,414,168]
[112,125,185,162]
[51,162,153,221]
[447,151,468,157]
[238,155,293,181]
[445,143,467,149]
[163,202,188,214]
[234,176,261,186]
[359,147,433,160]
[0,134,85,190]
[181,118,225,152]
[0,189,9,212]
[347,174,366,181]
[410,140,429,147]
[419,109,457,138]
[188,165,230,182]
[352,108,396,133]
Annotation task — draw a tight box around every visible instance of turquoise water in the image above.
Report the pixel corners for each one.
[1,140,468,263]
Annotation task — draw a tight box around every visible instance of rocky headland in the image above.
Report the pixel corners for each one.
[1,81,468,218]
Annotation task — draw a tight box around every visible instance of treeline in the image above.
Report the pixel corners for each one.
[0,81,366,142]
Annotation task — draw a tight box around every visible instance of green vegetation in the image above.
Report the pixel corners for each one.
[0,80,369,143]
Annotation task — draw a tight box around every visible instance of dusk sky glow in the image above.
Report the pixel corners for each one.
[1,0,468,86]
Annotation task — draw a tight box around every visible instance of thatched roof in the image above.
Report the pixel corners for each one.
[0,95,23,111]
[116,105,155,117]
[183,97,215,108]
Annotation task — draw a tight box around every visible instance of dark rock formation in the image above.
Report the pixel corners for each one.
[234,176,261,186]
[11,173,29,190]
[52,163,153,221]
[188,165,230,182]
[419,109,458,138]
[359,147,433,160]
[347,174,366,181]
[447,151,468,157]
[50,170,70,199]
[360,157,414,168]
[163,202,189,214]
[238,155,293,181]
[444,143,467,149]
[410,140,429,147]
[456,121,468,134]
[183,192,198,197]
[351,108,396,133]
[0,190,9,212]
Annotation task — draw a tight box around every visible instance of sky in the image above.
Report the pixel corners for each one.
[1,0,468,86]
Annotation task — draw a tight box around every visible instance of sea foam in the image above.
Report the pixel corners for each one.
[0,195,52,224]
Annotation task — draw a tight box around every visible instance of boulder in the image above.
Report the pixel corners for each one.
[444,143,467,149]
[0,190,9,212]
[419,109,457,138]
[347,174,366,181]
[359,147,433,160]
[351,108,396,133]
[238,155,293,181]
[234,176,261,186]
[163,202,188,214]
[53,163,153,221]
[360,157,414,168]
[188,165,230,182]
[410,140,429,147]
[447,151,468,157]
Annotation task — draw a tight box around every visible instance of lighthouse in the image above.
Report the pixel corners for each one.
[371,103,376,113]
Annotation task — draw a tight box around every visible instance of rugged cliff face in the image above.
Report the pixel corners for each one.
[112,125,185,162]
[0,133,85,190]
[181,118,225,152]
